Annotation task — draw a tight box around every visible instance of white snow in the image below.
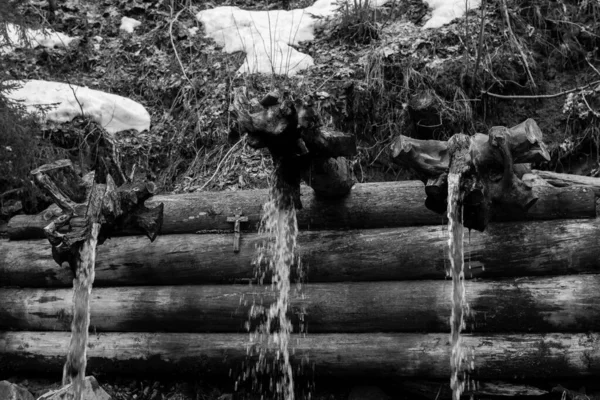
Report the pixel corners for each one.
[119,17,142,34]
[196,0,481,75]
[196,0,390,76]
[4,80,151,134]
[422,0,481,29]
[0,23,77,54]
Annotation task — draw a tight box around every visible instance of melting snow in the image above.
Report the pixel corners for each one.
[0,23,77,54]
[196,0,389,76]
[119,17,142,33]
[422,0,482,29]
[4,80,151,134]
[196,0,481,76]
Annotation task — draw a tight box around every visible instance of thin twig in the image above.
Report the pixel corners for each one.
[169,7,193,88]
[472,0,486,83]
[586,57,600,78]
[196,138,244,191]
[482,79,600,99]
[0,188,22,199]
[501,0,536,89]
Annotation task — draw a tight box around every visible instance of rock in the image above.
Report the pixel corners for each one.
[348,386,390,400]
[0,381,35,400]
[37,377,111,400]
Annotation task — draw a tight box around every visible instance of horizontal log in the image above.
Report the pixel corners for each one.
[1,276,599,333]
[1,332,598,378]
[399,380,549,399]
[1,218,600,287]
[6,180,595,240]
[533,170,600,197]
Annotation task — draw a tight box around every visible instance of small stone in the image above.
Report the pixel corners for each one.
[0,381,35,400]
[143,386,150,396]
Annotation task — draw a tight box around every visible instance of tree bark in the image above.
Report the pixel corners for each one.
[533,170,600,197]
[2,218,600,288]
[1,276,599,333]
[1,331,598,378]
[6,180,596,240]
[399,379,549,399]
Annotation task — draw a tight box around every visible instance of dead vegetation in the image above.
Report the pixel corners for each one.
[2,0,600,218]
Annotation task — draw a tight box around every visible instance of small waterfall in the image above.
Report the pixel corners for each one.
[446,172,470,400]
[63,222,100,400]
[243,186,298,400]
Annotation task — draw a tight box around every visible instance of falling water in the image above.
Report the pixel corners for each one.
[446,173,470,400]
[63,222,100,400]
[243,186,297,400]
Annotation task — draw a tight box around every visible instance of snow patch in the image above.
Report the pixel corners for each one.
[0,23,77,54]
[422,0,481,29]
[119,17,142,33]
[196,0,390,76]
[4,80,151,134]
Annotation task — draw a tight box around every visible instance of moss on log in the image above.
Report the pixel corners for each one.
[0,332,598,378]
[2,218,600,287]
[1,276,599,333]
[6,180,595,240]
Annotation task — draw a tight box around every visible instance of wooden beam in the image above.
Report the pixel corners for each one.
[1,276,599,333]
[533,170,600,197]
[2,218,600,288]
[6,180,596,241]
[1,332,598,378]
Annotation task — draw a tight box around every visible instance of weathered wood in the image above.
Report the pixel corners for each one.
[232,87,356,199]
[1,332,599,378]
[399,380,549,399]
[533,170,600,197]
[1,276,599,333]
[493,181,595,221]
[2,218,600,287]
[6,180,595,240]
[392,119,552,231]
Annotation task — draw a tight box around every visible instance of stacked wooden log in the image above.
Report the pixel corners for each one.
[1,177,600,385]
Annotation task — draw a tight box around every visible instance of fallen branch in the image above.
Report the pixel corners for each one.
[482,79,600,99]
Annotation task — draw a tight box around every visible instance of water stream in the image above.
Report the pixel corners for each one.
[243,187,298,400]
[446,173,470,400]
[62,222,100,400]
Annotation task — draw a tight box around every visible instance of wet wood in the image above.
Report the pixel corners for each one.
[1,332,599,378]
[392,120,552,231]
[533,170,600,197]
[2,218,600,287]
[6,180,595,240]
[1,275,599,333]
[399,380,549,399]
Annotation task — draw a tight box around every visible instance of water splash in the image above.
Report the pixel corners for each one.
[243,187,298,400]
[63,222,100,400]
[446,173,471,400]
